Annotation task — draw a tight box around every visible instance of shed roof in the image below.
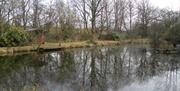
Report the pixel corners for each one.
[25,28,44,32]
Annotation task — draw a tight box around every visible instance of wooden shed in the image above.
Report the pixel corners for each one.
[25,28,46,44]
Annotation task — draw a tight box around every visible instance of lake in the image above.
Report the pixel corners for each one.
[0,45,179,91]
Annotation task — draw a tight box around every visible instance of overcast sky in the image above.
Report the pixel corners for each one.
[150,0,180,11]
[44,0,180,11]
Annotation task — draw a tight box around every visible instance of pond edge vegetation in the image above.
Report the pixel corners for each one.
[0,39,149,54]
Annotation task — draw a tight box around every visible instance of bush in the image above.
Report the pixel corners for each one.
[149,22,165,48]
[75,30,94,41]
[86,40,97,44]
[164,22,180,46]
[0,29,30,47]
[98,32,120,40]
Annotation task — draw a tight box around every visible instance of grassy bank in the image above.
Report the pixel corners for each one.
[0,39,150,55]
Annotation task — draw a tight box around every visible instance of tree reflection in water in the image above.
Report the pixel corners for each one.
[0,46,180,91]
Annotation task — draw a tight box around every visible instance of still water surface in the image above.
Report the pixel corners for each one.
[0,46,180,91]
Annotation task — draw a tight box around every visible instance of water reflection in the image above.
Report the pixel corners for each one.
[0,46,180,91]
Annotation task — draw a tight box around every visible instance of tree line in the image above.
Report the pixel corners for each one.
[0,0,180,46]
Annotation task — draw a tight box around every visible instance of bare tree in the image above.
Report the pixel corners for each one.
[0,0,7,33]
[32,0,42,28]
[86,0,104,32]
[43,1,55,31]
[113,0,126,31]
[104,0,113,31]
[127,0,136,33]
[99,0,112,31]
[20,0,30,30]
[73,0,89,29]
[137,0,155,37]
[55,0,66,31]
[0,0,16,32]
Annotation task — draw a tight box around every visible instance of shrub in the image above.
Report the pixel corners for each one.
[76,30,94,41]
[86,40,97,45]
[0,29,30,47]
[149,22,165,48]
[164,22,180,46]
[98,32,120,40]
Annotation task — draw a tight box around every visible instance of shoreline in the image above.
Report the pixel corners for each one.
[0,39,150,55]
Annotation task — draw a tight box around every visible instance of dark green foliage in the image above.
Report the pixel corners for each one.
[0,30,30,47]
[132,23,150,38]
[149,20,180,48]
[46,29,94,42]
[149,22,165,48]
[76,31,94,41]
[99,32,120,40]
[86,40,97,45]
[164,22,180,46]
[62,30,75,41]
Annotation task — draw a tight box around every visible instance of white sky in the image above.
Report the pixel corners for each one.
[44,0,180,11]
[150,0,180,11]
